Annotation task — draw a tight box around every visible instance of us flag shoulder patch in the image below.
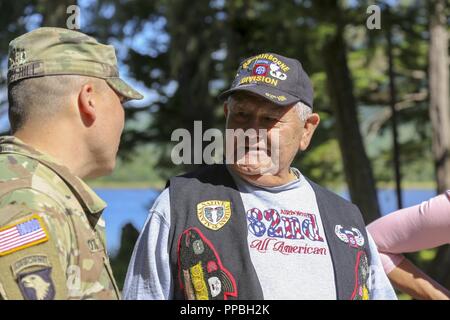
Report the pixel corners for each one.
[0,214,49,256]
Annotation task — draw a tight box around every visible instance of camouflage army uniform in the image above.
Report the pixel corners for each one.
[0,136,120,299]
[0,27,143,300]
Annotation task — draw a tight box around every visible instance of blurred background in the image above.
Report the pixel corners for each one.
[0,0,448,297]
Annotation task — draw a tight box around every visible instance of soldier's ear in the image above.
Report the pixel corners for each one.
[78,83,96,125]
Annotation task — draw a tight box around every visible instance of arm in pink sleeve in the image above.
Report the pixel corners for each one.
[368,191,450,273]
[378,252,405,274]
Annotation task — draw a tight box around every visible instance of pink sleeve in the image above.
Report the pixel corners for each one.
[367,191,450,273]
[378,252,405,274]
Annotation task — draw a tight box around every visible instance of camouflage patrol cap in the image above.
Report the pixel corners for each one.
[7,27,143,101]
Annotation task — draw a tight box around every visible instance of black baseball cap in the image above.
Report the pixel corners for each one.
[219,52,313,109]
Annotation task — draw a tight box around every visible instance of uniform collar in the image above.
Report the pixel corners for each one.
[0,135,106,215]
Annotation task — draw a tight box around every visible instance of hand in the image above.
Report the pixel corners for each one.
[388,258,450,300]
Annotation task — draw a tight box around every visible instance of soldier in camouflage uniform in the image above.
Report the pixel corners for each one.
[0,27,143,300]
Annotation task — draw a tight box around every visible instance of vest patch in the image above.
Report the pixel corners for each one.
[196,200,231,231]
[351,251,370,300]
[178,227,237,300]
[335,225,369,300]
[334,225,365,249]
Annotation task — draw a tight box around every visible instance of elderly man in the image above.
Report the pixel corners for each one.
[0,27,143,300]
[124,53,395,300]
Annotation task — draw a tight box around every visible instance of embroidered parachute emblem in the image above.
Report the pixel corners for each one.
[334,225,365,249]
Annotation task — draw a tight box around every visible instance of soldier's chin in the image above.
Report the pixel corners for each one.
[86,159,116,179]
[101,161,116,176]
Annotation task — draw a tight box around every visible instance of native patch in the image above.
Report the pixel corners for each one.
[17,267,55,300]
[197,200,231,231]
[178,227,237,300]
[335,225,365,249]
[0,214,49,256]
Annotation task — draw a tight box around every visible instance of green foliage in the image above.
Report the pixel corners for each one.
[296,139,345,188]
[0,0,437,188]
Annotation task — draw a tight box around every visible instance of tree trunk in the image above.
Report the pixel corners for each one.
[386,15,403,210]
[426,0,450,289]
[323,28,381,223]
[165,0,217,168]
[429,0,450,194]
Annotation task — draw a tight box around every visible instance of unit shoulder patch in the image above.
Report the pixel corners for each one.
[11,254,51,278]
[17,267,55,300]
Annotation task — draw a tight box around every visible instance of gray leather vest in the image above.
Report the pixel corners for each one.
[167,164,371,300]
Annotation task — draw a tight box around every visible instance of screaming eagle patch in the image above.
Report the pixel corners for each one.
[17,267,55,300]
[178,227,237,300]
[196,200,231,231]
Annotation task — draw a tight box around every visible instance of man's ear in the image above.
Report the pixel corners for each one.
[300,113,320,151]
[78,83,96,126]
